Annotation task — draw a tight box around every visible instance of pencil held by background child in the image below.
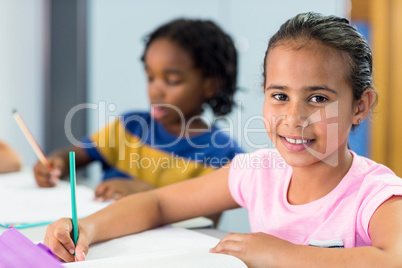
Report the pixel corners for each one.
[13,110,62,186]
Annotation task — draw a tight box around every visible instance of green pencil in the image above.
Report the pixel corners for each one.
[69,151,79,248]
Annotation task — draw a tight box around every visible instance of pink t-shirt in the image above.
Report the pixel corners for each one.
[229,148,402,248]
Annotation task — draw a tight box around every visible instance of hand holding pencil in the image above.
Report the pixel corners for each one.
[33,157,64,187]
[44,152,86,262]
[13,110,63,187]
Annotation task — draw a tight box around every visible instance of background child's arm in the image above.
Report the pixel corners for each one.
[0,141,22,173]
[33,146,92,187]
[211,196,402,267]
[44,165,238,262]
[94,178,155,201]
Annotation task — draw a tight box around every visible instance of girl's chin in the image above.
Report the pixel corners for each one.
[280,147,342,168]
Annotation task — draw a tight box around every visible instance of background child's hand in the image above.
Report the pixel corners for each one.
[210,232,294,267]
[44,218,90,262]
[94,178,155,201]
[33,157,64,187]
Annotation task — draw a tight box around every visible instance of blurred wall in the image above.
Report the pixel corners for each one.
[0,0,47,166]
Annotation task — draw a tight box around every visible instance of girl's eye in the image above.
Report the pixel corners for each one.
[166,79,182,86]
[273,93,289,101]
[310,95,328,103]
[147,76,154,83]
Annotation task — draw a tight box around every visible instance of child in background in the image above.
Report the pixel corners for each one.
[0,140,21,173]
[33,19,243,203]
[45,12,402,266]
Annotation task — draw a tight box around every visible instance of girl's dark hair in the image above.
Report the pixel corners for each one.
[263,12,377,108]
[141,18,237,116]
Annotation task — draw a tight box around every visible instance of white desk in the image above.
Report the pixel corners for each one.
[0,224,242,267]
[0,218,224,243]
[0,171,243,267]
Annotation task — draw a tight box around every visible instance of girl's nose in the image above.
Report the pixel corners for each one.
[284,102,307,128]
[148,80,165,100]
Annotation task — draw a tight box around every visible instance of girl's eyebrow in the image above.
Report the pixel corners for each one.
[164,68,185,75]
[144,66,184,75]
[308,86,338,95]
[265,84,286,91]
[265,84,337,95]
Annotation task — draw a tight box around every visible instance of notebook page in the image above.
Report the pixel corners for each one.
[63,226,246,267]
[62,252,246,268]
[0,171,108,224]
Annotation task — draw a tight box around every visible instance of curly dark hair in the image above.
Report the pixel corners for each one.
[141,18,238,116]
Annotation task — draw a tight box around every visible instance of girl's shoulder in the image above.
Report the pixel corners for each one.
[349,152,402,241]
[230,147,289,175]
[349,151,402,195]
[351,151,399,180]
[120,111,151,121]
[112,111,151,136]
[228,148,290,209]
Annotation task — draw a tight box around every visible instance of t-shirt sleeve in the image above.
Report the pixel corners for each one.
[228,152,249,208]
[80,118,121,168]
[358,174,402,243]
[81,115,140,181]
[228,149,280,209]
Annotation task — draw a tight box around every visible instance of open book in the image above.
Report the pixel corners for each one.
[63,226,247,268]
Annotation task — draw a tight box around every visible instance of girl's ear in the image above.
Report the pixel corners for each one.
[203,77,221,99]
[353,88,375,125]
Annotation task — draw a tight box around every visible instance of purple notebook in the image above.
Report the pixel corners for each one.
[0,228,62,267]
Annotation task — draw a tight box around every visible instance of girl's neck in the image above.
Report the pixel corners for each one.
[287,147,353,205]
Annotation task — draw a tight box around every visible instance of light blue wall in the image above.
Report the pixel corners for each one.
[0,0,46,166]
[87,0,348,233]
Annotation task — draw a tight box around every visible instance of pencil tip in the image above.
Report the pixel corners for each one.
[12,109,17,114]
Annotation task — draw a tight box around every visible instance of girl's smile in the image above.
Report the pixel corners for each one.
[279,135,315,152]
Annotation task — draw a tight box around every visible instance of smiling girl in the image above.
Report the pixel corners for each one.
[45,13,402,267]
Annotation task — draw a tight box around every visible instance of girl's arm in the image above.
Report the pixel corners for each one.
[44,164,239,262]
[212,196,402,267]
[0,141,21,173]
[33,145,92,187]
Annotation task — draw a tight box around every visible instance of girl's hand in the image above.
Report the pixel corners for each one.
[33,157,64,187]
[44,218,90,262]
[210,232,294,268]
[94,178,155,201]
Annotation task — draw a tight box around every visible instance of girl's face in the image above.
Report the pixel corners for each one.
[263,41,356,168]
[144,38,214,131]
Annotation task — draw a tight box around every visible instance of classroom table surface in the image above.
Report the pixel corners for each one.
[0,169,227,242]
[0,218,227,243]
[0,170,243,267]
